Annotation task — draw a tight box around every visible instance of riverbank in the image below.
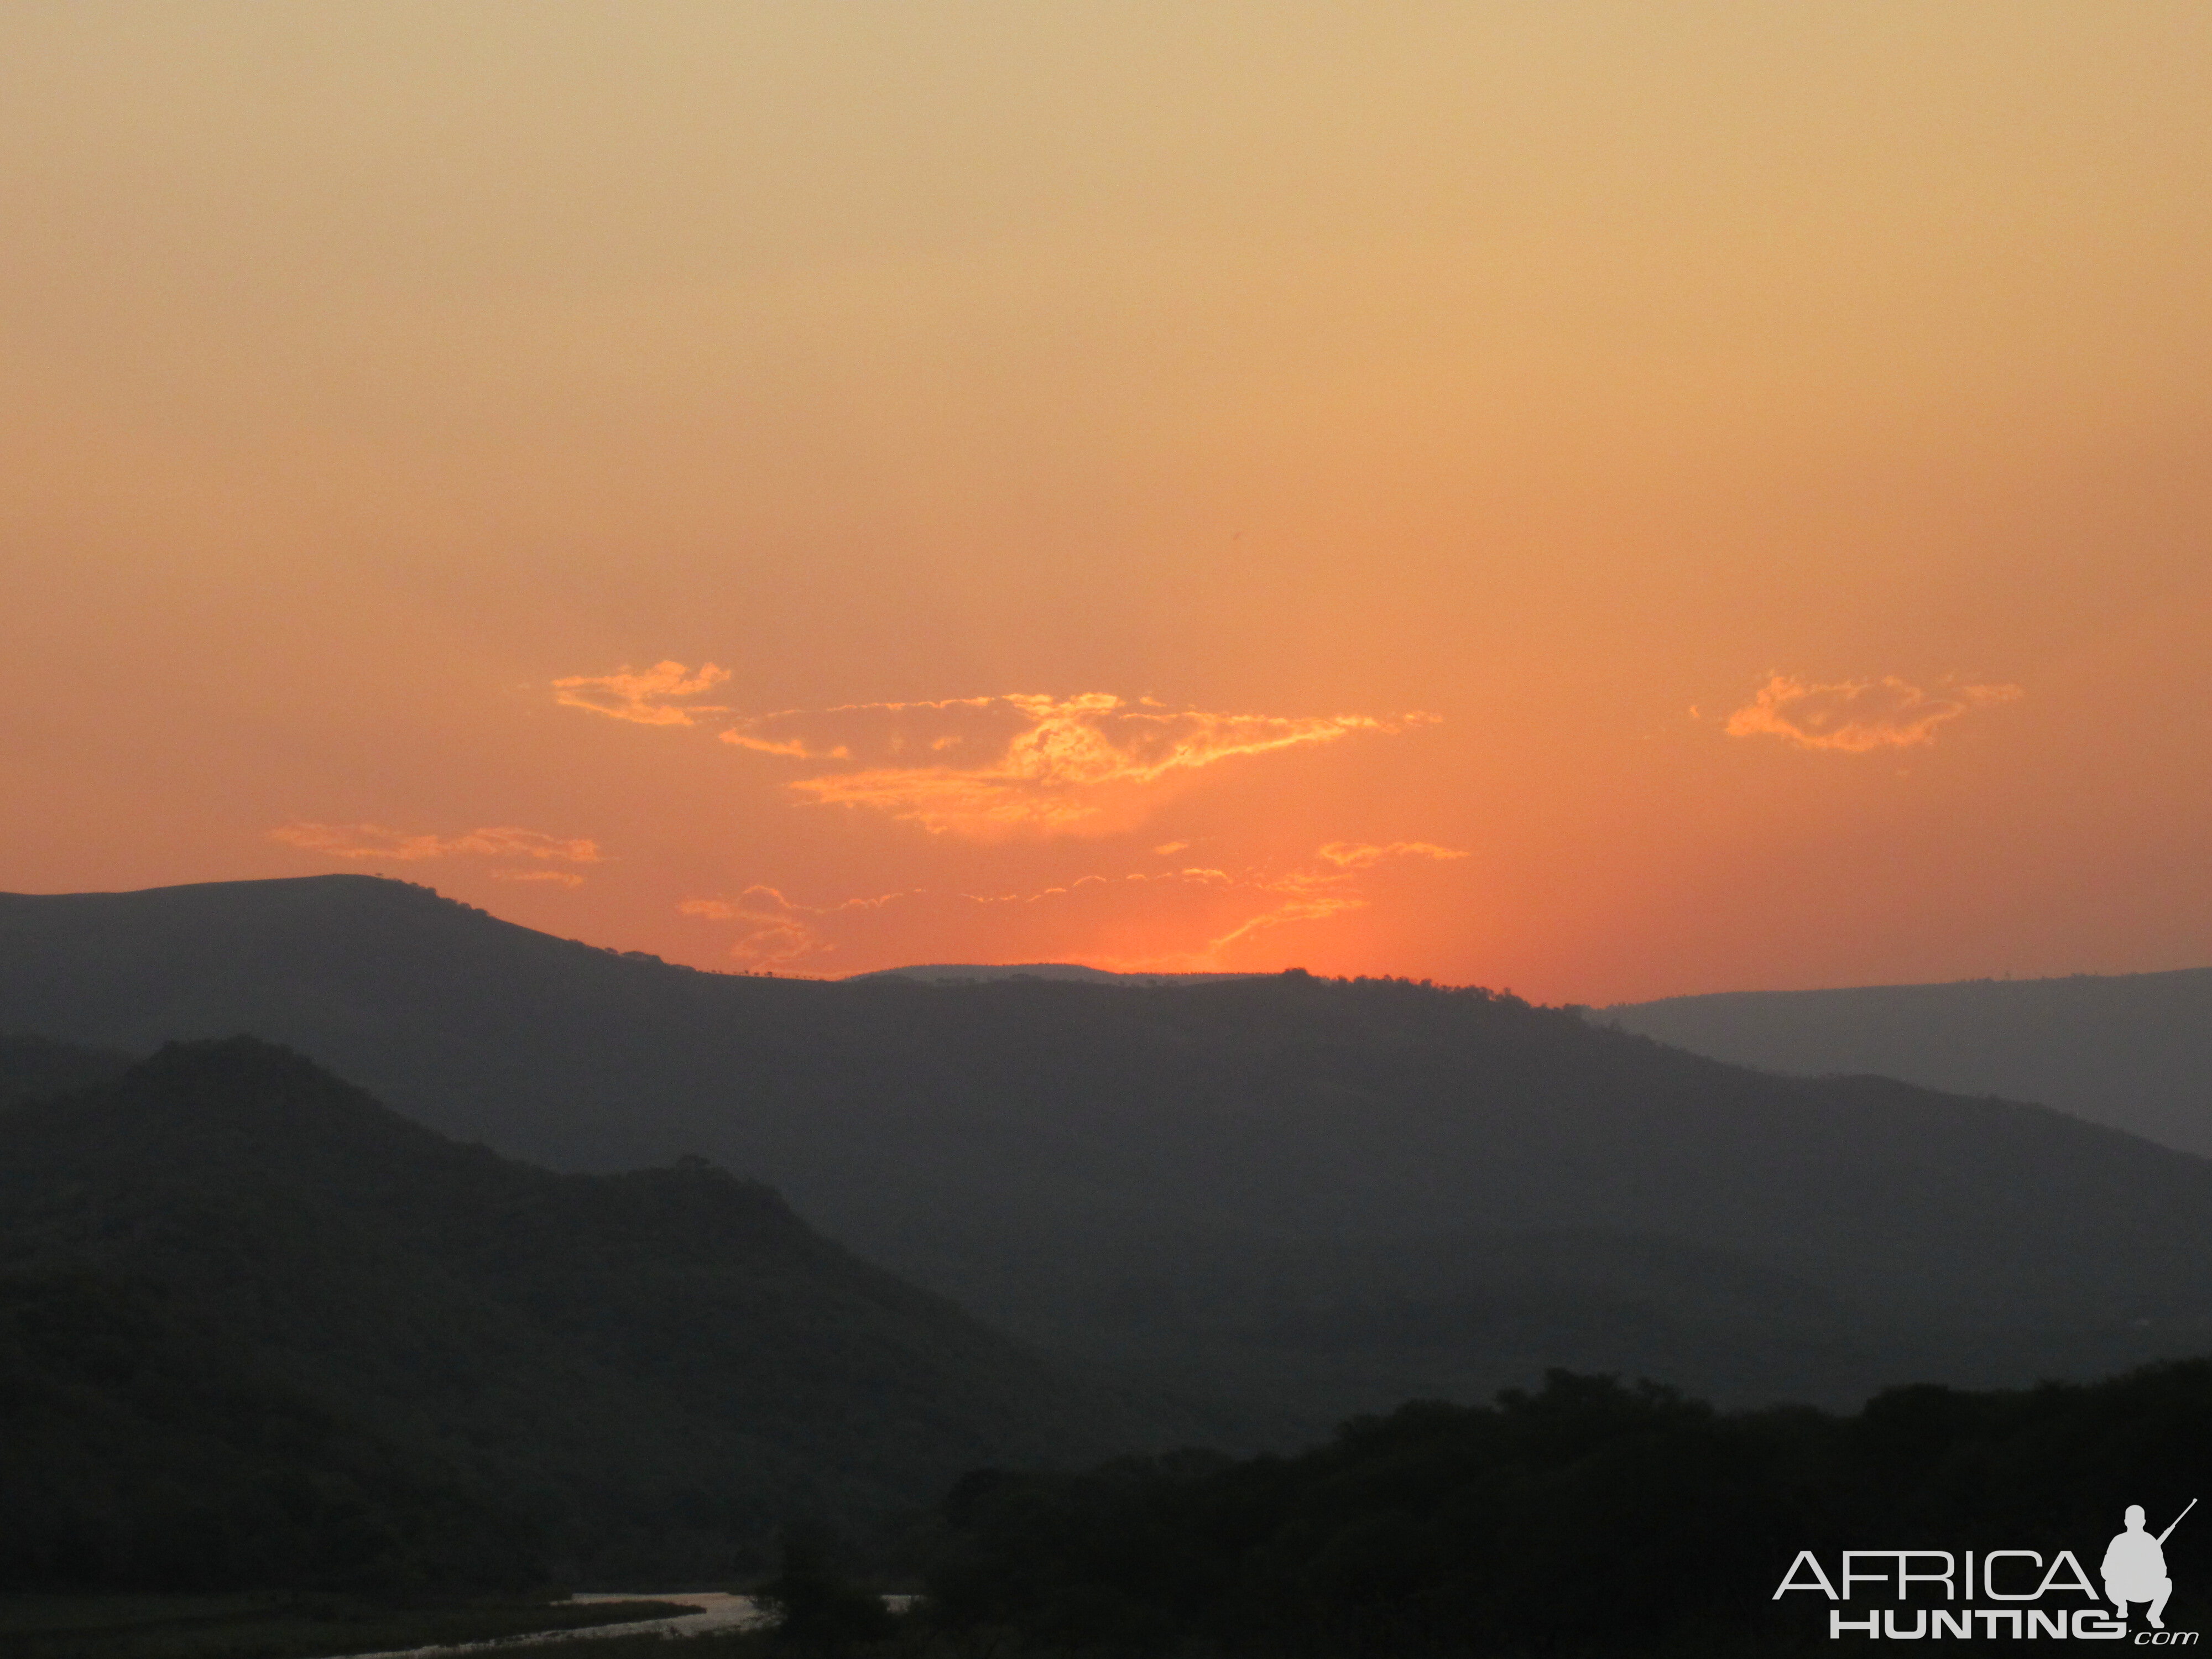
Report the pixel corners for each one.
[321,1593,770,1658]
[0,1592,698,1659]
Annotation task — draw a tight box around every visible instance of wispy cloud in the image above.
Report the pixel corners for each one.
[678,840,1467,971]
[269,821,603,883]
[1723,674,2023,753]
[552,661,731,727]
[550,672,1439,838]
[1317,841,1470,870]
[723,692,1439,838]
[677,885,911,966]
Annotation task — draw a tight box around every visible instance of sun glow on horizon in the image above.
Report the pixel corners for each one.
[8,3,2211,1000]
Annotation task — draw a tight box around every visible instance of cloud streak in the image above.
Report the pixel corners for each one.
[677,840,1468,970]
[269,821,603,880]
[1723,674,2022,753]
[1317,841,1470,870]
[677,885,914,966]
[553,661,731,726]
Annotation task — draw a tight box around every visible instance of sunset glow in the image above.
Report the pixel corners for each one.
[7,3,2210,999]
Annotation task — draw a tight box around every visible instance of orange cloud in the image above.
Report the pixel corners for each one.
[1723,675,2023,753]
[552,661,731,726]
[555,678,1438,838]
[679,841,1467,972]
[1317,840,1470,870]
[1199,872,1365,953]
[721,731,848,759]
[678,885,912,966]
[269,821,603,878]
[724,692,1440,838]
[1192,842,1470,954]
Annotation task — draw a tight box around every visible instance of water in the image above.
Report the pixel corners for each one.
[317,1592,771,1657]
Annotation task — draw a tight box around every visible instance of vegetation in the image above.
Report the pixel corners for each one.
[0,1039,1138,1592]
[753,1528,898,1653]
[922,1364,2212,1656]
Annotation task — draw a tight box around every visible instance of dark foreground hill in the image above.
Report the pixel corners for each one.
[928,1361,2212,1656]
[7,877,2212,1434]
[0,1038,1138,1591]
[1606,967,2212,1157]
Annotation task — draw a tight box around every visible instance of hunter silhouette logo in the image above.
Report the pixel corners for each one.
[2108,1501,2194,1631]
[1776,1499,2198,1641]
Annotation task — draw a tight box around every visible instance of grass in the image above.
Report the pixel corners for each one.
[0,1590,699,1659]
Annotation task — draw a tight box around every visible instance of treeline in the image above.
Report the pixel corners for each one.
[923,1363,2212,1656]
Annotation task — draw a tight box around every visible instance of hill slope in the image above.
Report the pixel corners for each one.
[0,1036,1139,1588]
[7,877,2212,1431]
[1605,967,2212,1156]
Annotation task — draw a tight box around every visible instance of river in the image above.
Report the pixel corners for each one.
[319,1590,920,1658]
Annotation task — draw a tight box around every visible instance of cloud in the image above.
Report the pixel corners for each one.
[679,890,822,966]
[1723,675,2023,753]
[1159,842,1470,955]
[553,673,1439,838]
[679,840,1468,972]
[552,661,730,726]
[1199,869,1368,953]
[678,885,912,966]
[1198,841,1462,954]
[722,731,847,759]
[269,821,603,882]
[717,692,1440,838]
[1317,841,1470,870]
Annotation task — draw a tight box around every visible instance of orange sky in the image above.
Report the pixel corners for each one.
[5,2,2209,1003]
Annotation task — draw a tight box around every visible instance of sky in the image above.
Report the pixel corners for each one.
[5,2,2209,1004]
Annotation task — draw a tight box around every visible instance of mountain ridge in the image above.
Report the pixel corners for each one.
[7,875,2212,1433]
[1605,965,2212,1155]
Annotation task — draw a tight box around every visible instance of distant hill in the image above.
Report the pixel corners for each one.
[853,963,1261,987]
[1605,968,2212,1157]
[0,1037,1139,1590]
[6,876,2212,1436]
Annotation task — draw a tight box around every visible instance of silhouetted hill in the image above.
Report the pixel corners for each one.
[6,877,2212,1434]
[0,1037,1140,1590]
[1605,967,2212,1156]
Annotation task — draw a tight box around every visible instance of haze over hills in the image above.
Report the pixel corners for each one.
[1605,968,2212,1158]
[7,875,2212,1436]
[0,1036,1139,1589]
